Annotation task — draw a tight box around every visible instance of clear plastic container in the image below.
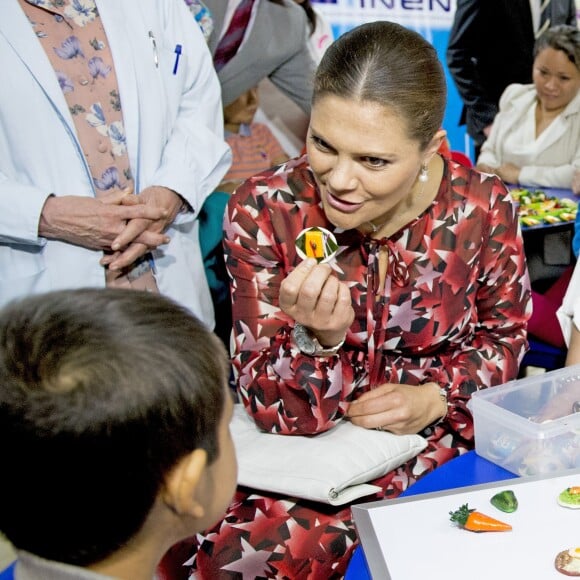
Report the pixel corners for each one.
[468,365,580,476]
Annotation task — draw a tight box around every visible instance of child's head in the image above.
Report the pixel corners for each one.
[223,86,259,130]
[0,288,236,568]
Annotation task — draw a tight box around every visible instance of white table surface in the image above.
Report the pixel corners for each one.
[353,468,580,580]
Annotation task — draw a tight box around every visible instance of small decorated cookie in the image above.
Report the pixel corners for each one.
[558,486,580,509]
[555,547,580,576]
[295,227,338,264]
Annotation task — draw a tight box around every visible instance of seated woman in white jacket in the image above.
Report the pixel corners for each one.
[476,25,580,189]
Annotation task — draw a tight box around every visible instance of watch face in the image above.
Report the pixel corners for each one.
[293,324,316,355]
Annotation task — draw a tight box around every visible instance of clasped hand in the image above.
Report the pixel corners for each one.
[40,186,183,270]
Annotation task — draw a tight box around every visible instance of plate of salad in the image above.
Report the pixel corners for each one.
[510,188,577,227]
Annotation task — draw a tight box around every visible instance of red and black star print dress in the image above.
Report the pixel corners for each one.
[165,155,531,580]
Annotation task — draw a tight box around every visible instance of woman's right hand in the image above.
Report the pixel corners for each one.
[347,382,446,435]
[279,258,354,347]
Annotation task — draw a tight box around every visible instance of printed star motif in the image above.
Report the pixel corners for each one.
[310,403,332,432]
[434,249,471,294]
[388,299,416,332]
[415,262,441,292]
[285,516,329,559]
[274,354,294,381]
[278,410,300,433]
[271,553,307,579]
[383,336,402,350]
[426,217,447,235]
[232,507,290,548]
[236,320,271,352]
[476,360,496,386]
[250,399,280,432]
[221,537,272,579]
[484,266,503,286]
[322,364,343,399]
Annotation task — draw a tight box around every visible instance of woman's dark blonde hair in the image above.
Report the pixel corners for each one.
[313,20,447,150]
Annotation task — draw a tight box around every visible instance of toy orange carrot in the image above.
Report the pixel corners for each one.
[449,503,512,533]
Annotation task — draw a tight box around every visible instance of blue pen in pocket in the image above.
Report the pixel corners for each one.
[173,44,182,75]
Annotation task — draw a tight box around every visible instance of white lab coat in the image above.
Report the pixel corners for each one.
[0,0,231,328]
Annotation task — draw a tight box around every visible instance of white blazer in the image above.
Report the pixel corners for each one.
[477,83,580,189]
[0,1,231,327]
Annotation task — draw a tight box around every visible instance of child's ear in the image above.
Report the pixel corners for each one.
[162,448,208,519]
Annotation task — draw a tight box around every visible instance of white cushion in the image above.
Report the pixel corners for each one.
[231,405,428,506]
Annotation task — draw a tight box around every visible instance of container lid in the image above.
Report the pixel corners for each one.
[469,364,580,427]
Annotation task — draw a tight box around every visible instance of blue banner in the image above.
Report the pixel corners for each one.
[312,0,473,160]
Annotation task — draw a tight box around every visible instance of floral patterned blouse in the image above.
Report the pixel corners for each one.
[19,0,156,290]
[224,155,532,441]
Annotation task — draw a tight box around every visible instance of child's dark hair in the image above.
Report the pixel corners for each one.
[0,288,229,566]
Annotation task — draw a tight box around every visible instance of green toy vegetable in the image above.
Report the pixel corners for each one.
[490,490,518,513]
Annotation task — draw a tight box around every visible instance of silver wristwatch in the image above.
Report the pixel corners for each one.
[292,323,345,357]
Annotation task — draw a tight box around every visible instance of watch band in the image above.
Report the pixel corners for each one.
[292,323,345,357]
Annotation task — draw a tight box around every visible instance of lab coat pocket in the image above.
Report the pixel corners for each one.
[0,245,46,304]
[157,45,188,125]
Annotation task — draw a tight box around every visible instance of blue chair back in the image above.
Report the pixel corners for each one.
[521,338,567,371]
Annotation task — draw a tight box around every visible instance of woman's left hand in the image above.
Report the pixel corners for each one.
[346,382,446,435]
[495,163,521,185]
[476,163,498,175]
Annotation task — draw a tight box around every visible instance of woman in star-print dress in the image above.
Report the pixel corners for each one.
[165,21,531,580]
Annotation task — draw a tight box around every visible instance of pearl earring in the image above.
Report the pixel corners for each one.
[418,163,429,183]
